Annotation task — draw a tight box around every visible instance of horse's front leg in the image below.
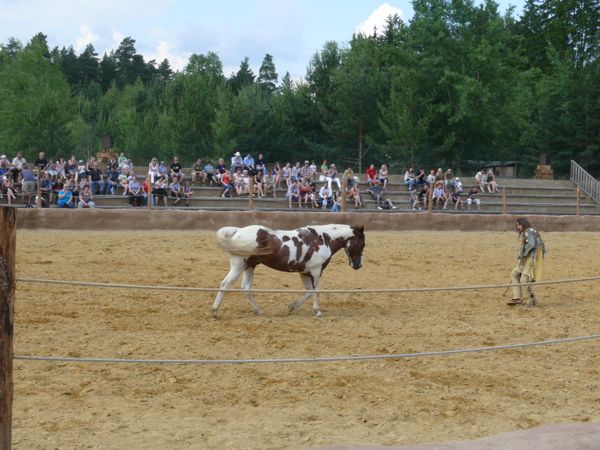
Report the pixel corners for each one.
[241,267,263,315]
[288,273,313,313]
[211,256,244,317]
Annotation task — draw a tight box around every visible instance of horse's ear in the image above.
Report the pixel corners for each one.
[359,225,364,233]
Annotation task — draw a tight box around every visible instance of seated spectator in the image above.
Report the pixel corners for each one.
[182,181,193,206]
[302,181,318,208]
[286,179,301,208]
[191,158,205,185]
[40,173,54,205]
[88,162,104,195]
[241,170,251,195]
[204,160,216,185]
[77,160,88,180]
[467,186,481,210]
[263,169,276,198]
[415,168,426,186]
[426,169,436,186]
[486,169,499,193]
[379,164,390,189]
[243,153,255,175]
[77,185,96,208]
[365,164,377,186]
[418,184,430,210]
[253,169,265,197]
[0,155,10,177]
[300,160,312,183]
[326,164,341,191]
[342,165,356,189]
[169,178,183,204]
[119,171,131,196]
[2,176,16,206]
[215,158,227,183]
[57,184,74,208]
[220,170,233,198]
[330,191,342,212]
[367,180,398,209]
[432,182,445,209]
[348,182,363,209]
[318,182,332,208]
[117,152,127,168]
[319,160,328,181]
[153,175,168,207]
[291,161,301,183]
[404,167,416,190]
[128,175,144,207]
[65,155,78,179]
[409,185,421,211]
[230,151,243,172]
[272,162,282,188]
[233,168,244,195]
[148,157,160,182]
[52,178,64,205]
[475,169,487,194]
[157,161,169,180]
[282,162,292,187]
[104,165,120,195]
[169,156,183,182]
[450,191,464,210]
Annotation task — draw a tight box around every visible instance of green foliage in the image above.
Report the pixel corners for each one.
[1,5,599,177]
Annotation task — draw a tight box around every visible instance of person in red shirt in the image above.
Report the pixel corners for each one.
[365,164,377,186]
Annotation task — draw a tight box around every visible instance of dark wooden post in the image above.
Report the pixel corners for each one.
[248,176,254,210]
[340,177,347,213]
[0,207,16,448]
[502,188,507,215]
[576,187,581,216]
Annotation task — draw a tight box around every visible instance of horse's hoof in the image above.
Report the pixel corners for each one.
[288,303,297,313]
[314,311,323,318]
[254,309,264,316]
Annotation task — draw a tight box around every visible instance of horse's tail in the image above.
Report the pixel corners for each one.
[216,226,272,256]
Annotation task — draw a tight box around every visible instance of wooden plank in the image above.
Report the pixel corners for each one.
[0,207,16,448]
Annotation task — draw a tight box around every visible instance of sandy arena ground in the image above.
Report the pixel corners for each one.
[11,229,600,448]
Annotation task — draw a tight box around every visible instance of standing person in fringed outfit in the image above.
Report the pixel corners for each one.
[507,218,546,307]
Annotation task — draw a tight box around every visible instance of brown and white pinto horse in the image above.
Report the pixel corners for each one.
[212,224,365,317]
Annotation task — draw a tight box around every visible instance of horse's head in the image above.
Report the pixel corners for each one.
[345,226,365,270]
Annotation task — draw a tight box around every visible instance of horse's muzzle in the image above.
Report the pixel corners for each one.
[350,260,362,270]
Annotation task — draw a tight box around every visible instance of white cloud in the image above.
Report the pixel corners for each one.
[356,3,404,36]
[142,40,189,71]
[74,23,99,52]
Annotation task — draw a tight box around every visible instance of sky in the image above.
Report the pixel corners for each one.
[0,0,525,81]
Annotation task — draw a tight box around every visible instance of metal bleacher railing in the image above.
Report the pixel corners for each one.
[571,160,600,206]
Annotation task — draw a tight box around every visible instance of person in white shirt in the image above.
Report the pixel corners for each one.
[318,183,332,208]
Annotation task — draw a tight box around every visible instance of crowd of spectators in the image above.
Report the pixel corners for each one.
[0,149,501,212]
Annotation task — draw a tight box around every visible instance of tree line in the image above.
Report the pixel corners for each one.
[0,0,599,177]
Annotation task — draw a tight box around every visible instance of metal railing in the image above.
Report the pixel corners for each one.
[570,160,600,205]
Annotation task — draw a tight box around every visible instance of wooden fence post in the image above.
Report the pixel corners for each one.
[248,175,254,210]
[427,184,433,214]
[502,188,507,215]
[147,175,152,210]
[36,169,41,208]
[341,177,347,213]
[576,186,580,216]
[0,207,16,448]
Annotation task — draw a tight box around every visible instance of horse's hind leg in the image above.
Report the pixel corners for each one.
[241,267,263,315]
[311,274,323,317]
[211,256,244,316]
[288,273,313,313]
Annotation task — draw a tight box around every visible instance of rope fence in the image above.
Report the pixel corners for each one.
[14,333,600,365]
[15,274,600,294]
[12,273,600,366]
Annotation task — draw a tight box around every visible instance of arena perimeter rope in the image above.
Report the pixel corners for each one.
[13,274,600,366]
[14,333,600,365]
[15,274,600,294]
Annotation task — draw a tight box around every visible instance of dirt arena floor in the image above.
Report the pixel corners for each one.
[12,229,600,448]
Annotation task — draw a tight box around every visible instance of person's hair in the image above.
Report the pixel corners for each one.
[516,217,532,231]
